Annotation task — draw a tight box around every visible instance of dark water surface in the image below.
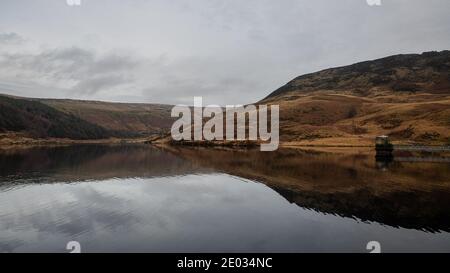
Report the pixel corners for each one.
[0,144,449,253]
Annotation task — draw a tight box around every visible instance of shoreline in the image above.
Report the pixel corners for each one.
[0,134,150,150]
[2,134,448,150]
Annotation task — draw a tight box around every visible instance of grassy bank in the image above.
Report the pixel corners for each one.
[0,132,149,149]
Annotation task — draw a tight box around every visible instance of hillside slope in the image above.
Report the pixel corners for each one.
[0,94,175,143]
[265,50,450,99]
[0,95,111,140]
[260,51,450,145]
[38,99,174,137]
[1,50,449,146]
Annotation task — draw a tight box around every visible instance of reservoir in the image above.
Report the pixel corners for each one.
[0,144,449,252]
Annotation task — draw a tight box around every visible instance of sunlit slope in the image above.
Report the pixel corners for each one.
[260,51,450,145]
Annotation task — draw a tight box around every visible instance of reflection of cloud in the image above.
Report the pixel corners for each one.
[33,186,138,235]
[2,173,450,252]
[0,175,297,252]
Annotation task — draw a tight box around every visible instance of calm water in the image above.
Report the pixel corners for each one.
[0,144,450,253]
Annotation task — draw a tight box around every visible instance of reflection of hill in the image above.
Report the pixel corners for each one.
[272,186,450,233]
[162,146,450,233]
[163,146,450,192]
[1,144,450,232]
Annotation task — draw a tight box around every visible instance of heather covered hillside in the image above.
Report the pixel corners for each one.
[39,99,174,137]
[265,51,450,99]
[260,51,450,145]
[0,95,111,140]
[1,51,449,146]
[0,94,174,143]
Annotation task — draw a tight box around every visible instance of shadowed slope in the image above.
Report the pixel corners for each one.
[0,95,111,139]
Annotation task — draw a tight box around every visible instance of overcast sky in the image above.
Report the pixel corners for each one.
[0,0,449,105]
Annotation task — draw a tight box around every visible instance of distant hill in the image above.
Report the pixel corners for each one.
[0,95,111,139]
[264,50,450,99]
[0,94,174,141]
[260,51,450,145]
[38,98,174,137]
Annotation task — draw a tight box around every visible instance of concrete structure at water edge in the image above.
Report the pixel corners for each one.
[375,135,393,158]
[375,135,450,167]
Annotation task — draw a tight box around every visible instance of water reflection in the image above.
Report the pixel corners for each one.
[163,146,450,233]
[0,144,449,252]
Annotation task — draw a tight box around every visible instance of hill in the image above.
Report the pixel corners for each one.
[0,95,111,140]
[0,94,174,144]
[260,51,450,145]
[38,98,173,137]
[1,50,449,146]
[264,51,450,99]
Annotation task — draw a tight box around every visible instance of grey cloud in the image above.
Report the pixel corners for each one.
[138,55,271,105]
[0,239,23,253]
[73,74,131,95]
[0,0,449,104]
[0,47,137,95]
[142,75,263,105]
[92,54,138,74]
[0,32,24,44]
